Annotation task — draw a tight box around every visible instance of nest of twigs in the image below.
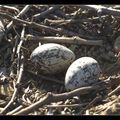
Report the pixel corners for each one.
[0,5,120,115]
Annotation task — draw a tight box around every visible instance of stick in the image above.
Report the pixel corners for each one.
[16,26,25,75]
[0,19,5,42]
[79,95,102,114]
[96,96,120,114]
[0,5,19,13]
[26,35,103,46]
[6,5,32,33]
[33,5,61,19]
[45,103,88,108]
[13,85,102,115]
[0,53,24,114]
[108,85,120,97]
[0,25,25,114]
[79,5,120,16]
[45,15,108,25]
[7,105,23,115]
[0,12,105,40]
[11,35,19,62]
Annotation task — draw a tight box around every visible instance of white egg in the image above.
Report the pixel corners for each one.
[65,57,101,91]
[30,43,75,74]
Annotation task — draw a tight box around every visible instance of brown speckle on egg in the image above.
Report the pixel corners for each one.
[30,43,75,75]
[65,57,101,91]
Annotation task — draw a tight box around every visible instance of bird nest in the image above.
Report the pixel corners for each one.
[0,5,120,115]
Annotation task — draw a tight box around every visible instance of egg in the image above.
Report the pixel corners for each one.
[30,43,75,74]
[65,57,101,91]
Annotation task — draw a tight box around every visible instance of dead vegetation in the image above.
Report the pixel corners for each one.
[0,5,120,115]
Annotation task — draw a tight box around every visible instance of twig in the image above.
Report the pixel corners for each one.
[79,5,120,16]
[7,105,23,115]
[13,85,103,115]
[0,12,105,40]
[0,24,26,114]
[0,12,63,32]
[0,5,19,13]
[49,11,68,20]
[0,99,8,107]
[33,5,61,19]
[45,15,108,25]
[95,96,120,114]
[11,35,20,62]
[108,85,120,97]
[6,5,32,33]
[26,35,103,46]
[16,26,25,75]
[45,103,88,108]
[78,95,102,114]
[0,19,5,42]
[0,53,24,114]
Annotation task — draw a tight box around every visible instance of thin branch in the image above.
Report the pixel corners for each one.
[0,12,105,40]
[0,53,24,114]
[45,103,88,108]
[79,5,120,16]
[78,95,102,114]
[6,5,32,33]
[13,85,104,115]
[16,26,25,75]
[7,105,23,115]
[108,85,120,97]
[10,35,20,62]
[26,35,103,46]
[0,26,25,114]
[45,15,108,25]
[33,5,61,19]
[95,96,120,114]
[0,5,19,13]
[0,19,5,42]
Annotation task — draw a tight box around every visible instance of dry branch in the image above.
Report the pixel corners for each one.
[16,26,25,75]
[79,95,102,114]
[45,103,88,108]
[33,5,61,19]
[108,85,120,97]
[0,26,25,114]
[45,15,108,25]
[0,5,19,13]
[0,53,24,114]
[0,12,105,40]
[13,84,104,115]
[7,105,23,115]
[0,19,5,42]
[79,5,120,16]
[6,5,32,33]
[95,96,120,114]
[26,35,103,46]
[0,5,119,115]
[11,36,19,62]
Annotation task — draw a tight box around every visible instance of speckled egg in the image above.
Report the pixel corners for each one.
[65,57,101,91]
[30,43,75,74]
